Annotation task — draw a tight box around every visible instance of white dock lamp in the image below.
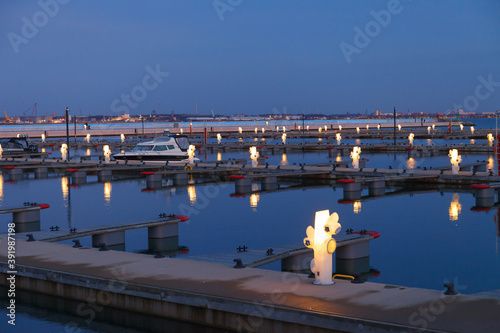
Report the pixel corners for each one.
[304,210,342,285]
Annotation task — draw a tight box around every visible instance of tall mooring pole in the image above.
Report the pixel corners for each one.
[65,107,70,160]
[393,107,396,147]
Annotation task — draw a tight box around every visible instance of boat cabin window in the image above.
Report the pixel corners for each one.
[167,145,175,150]
[175,137,189,151]
[153,145,167,151]
[132,145,153,151]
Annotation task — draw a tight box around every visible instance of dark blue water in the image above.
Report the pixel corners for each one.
[1,131,499,332]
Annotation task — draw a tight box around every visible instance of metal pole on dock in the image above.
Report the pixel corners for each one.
[393,107,396,147]
[73,116,77,142]
[302,112,305,134]
[65,107,70,160]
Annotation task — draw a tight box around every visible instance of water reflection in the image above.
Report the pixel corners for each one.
[353,201,361,214]
[250,193,260,211]
[188,185,196,205]
[42,147,46,153]
[336,154,342,162]
[407,157,416,169]
[217,152,222,161]
[0,174,3,203]
[86,148,91,156]
[104,182,112,205]
[449,193,461,222]
[470,139,475,144]
[281,153,288,166]
[488,156,494,171]
[355,139,361,145]
[61,177,69,201]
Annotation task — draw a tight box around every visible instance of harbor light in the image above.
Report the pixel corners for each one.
[120,134,125,143]
[427,126,431,135]
[86,134,90,143]
[366,124,369,130]
[303,210,342,285]
[217,133,222,144]
[250,193,260,211]
[432,124,435,130]
[324,125,327,131]
[61,143,68,161]
[249,146,259,168]
[398,124,402,131]
[41,133,45,142]
[188,145,196,165]
[350,146,361,169]
[449,193,462,222]
[377,124,380,130]
[0,145,3,158]
[180,128,183,134]
[460,124,464,131]
[471,126,475,134]
[353,201,362,214]
[318,127,322,133]
[262,128,265,133]
[281,153,288,166]
[282,133,287,144]
[255,128,258,134]
[408,133,414,146]
[103,145,111,163]
[356,127,360,134]
[306,125,310,131]
[283,126,286,132]
[449,149,461,174]
[487,133,494,146]
[239,127,243,134]
[336,133,341,145]
[217,152,222,161]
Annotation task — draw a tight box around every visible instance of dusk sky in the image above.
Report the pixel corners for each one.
[1,0,499,117]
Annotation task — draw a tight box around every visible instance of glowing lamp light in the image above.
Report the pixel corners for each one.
[356,127,360,134]
[120,134,125,143]
[432,124,435,130]
[250,193,260,211]
[304,210,342,285]
[86,134,90,143]
[339,125,342,131]
[217,152,222,161]
[487,133,494,146]
[282,133,287,144]
[427,126,431,135]
[254,137,258,142]
[188,185,197,205]
[188,145,196,165]
[336,133,341,145]
[16,134,20,138]
[306,125,310,131]
[217,133,222,144]
[471,126,475,134]
[408,133,414,146]
[238,127,243,134]
[460,124,464,131]
[41,133,45,142]
[283,126,286,132]
[353,201,361,214]
[103,145,111,163]
[324,125,327,131]
[350,146,361,169]
[276,126,279,131]
[366,124,369,130]
[281,153,288,166]
[104,182,112,204]
[298,125,301,131]
[249,146,259,167]
[377,124,380,130]
[318,127,322,133]
[262,128,265,133]
[255,128,258,134]
[449,193,461,222]
[0,145,3,158]
[398,124,402,131]
[180,128,184,134]
[61,143,68,161]
[448,149,461,174]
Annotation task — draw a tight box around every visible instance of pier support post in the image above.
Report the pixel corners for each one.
[173,173,188,186]
[261,176,277,191]
[3,167,23,181]
[327,147,335,158]
[471,184,495,207]
[13,209,41,233]
[35,167,48,179]
[281,253,313,273]
[368,180,385,196]
[67,169,87,184]
[148,224,179,252]
[92,231,125,251]
[141,172,163,189]
[338,179,361,200]
[335,242,370,275]
[97,170,112,182]
[230,175,252,194]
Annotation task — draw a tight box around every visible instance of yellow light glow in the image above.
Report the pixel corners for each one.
[336,154,342,162]
[487,133,494,146]
[427,126,431,135]
[0,174,3,202]
[471,126,475,134]
[250,193,259,211]
[249,146,259,167]
[488,156,494,171]
[398,124,401,131]
[460,124,464,131]
[60,144,67,161]
[217,133,221,144]
[61,176,68,201]
[217,152,222,161]
[188,145,196,164]
[282,133,287,144]
[432,124,435,130]
[407,157,416,169]
[353,201,361,214]
[318,138,322,142]
[188,185,196,205]
[339,125,342,131]
[336,133,341,144]
[350,146,361,168]
[238,127,242,134]
[356,127,360,134]
[41,133,45,142]
[408,133,414,145]
[318,127,322,133]
[180,128,184,134]
[306,125,310,131]
[448,149,461,174]
[255,128,258,134]
[86,134,90,143]
[103,145,111,163]
[377,124,380,130]
[262,128,265,133]
[42,147,46,153]
[449,193,461,221]
[470,139,475,144]
[281,153,288,166]
[283,126,286,132]
[120,134,125,143]
[104,182,112,204]
[366,124,369,130]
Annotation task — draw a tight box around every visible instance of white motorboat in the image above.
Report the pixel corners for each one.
[0,136,39,155]
[112,135,199,161]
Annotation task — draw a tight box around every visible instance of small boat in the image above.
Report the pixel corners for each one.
[112,134,199,161]
[0,136,39,155]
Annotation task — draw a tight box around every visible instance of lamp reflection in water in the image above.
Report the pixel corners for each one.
[336,133,341,145]
[104,182,112,205]
[187,185,196,205]
[470,139,475,145]
[0,174,4,203]
[304,210,342,285]
[61,177,69,201]
[336,154,342,162]
[42,148,46,153]
[249,146,259,167]
[488,156,494,171]
[353,201,361,214]
[250,193,260,212]
[86,148,91,156]
[449,149,461,174]
[407,157,416,169]
[449,193,461,222]
[121,134,125,143]
[0,145,2,158]
[281,153,288,166]
[217,152,222,161]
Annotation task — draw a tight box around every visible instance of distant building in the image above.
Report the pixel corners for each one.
[374,110,381,116]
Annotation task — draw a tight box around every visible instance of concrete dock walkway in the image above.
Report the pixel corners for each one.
[1,238,499,332]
